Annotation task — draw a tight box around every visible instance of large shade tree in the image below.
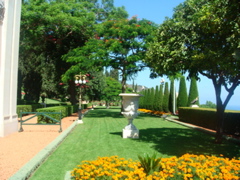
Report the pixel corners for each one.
[19,0,97,102]
[19,0,126,103]
[64,17,157,93]
[145,0,240,142]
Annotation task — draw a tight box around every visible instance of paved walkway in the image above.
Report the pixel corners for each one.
[0,113,78,180]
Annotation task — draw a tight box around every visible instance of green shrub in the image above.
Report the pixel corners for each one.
[17,105,32,117]
[17,104,43,117]
[178,107,240,135]
[36,105,78,124]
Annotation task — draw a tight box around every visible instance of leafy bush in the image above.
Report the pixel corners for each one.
[17,105,32,116]
[71,154,240,179]
[200,101,217,109]
[36,105,78,124]
[17,104,43,117]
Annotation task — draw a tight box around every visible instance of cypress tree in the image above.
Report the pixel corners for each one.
[177,76,188,108]
[158,84,163,112]
[139,89,145,108]
[187,77,199,106]
[142,89,146,109]
[162,82,169,112]
[132,80,135,92]
[135,84,138,92]
[146,89,151,109]
[149,87,155,110]
[169,79,175,113]
[154,85,159,111]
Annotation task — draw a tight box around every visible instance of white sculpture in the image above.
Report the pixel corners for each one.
[119,93,143,138]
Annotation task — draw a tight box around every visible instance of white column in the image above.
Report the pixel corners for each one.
[0,0,21,137]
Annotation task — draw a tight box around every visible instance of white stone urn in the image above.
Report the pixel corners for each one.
[119,93,143,138]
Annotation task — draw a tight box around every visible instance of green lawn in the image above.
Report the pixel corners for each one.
[39,98,62,104]
[29,107,240,179]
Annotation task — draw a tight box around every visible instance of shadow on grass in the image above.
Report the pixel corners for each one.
[133,127,240,158]
[88,109,240,158]
[110,127,240,158]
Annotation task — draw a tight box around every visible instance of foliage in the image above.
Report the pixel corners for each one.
[201,101,217,109]
[102,77,121,102]
[146,89,151,110]
[158,84,164,112]
[64,17,157,93]
[153,86,159,111]
[138,153,162,175]
[19,0,126,103]
[187,77,199,106]
[83,70,107,101]
[71,154,240,179]
[36,105,78,123]
[162,82,169,113]
[177,76,188,108]
[19,0,97,102]
[149,87,155,110]
[109,68,119,81]
[145,0,240,142]
[169,79,176,113]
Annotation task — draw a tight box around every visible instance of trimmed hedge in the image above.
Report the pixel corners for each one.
[178,107,240,136]
[37,105,78,124]
[17,104,43,117]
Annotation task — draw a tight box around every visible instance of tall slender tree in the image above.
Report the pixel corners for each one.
[158,84,164,112]
[169,79,176,113]
[188,77,199,106]
[162,82,169,113]
[154,85,159,111]
[177,76,188,108]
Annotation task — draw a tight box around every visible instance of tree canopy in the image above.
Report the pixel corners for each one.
[19,0,127,103]
[63,16,158,93]
[145,0,240,142]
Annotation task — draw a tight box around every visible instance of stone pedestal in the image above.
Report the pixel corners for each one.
[119,93,143,139]
[122,129,139,139]
[0,0,21,137]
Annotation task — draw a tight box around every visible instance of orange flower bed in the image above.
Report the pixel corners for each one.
[138,109,170,116]
[71,154,240,180]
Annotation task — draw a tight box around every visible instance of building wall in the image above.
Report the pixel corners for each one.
[0,0,21,137]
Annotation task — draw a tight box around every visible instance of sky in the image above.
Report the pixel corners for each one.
[114,0,240,110]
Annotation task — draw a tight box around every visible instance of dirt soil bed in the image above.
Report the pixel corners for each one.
[0,113,79,180]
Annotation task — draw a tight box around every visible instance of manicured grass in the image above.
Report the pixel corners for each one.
[39,98,62,104]
[29,107,240,179]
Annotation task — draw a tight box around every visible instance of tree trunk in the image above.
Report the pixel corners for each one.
[213,79,225,143]
[215,102,225,143]
[68,80,77,105]
[213,77,236,143]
